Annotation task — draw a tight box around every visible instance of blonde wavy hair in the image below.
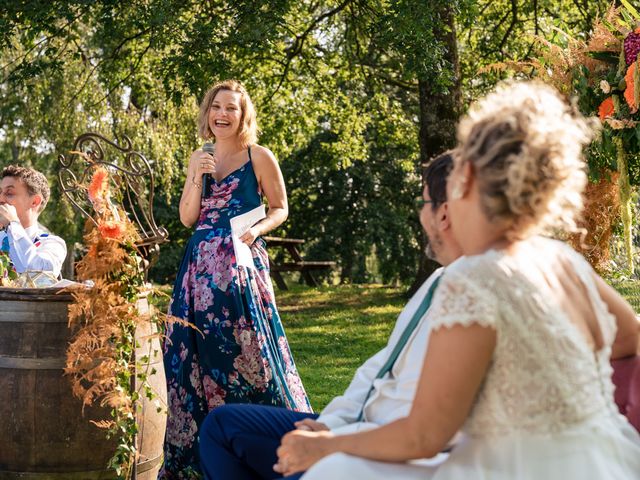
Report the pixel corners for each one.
[197,79,259,147]
[456,80,596,239]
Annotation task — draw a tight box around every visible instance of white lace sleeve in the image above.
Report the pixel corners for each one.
[428,268,498,331]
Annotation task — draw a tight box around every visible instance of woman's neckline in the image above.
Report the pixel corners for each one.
[213,160,251,184]
[212,149,252,184]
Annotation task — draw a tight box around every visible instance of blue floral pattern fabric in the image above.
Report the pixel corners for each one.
[159,152,312,479]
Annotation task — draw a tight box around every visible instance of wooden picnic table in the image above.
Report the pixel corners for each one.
[263,236,335,290]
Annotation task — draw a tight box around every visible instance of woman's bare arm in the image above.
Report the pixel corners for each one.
[239,145,288,244]
[276,323,496,475]
[592,273,639,359]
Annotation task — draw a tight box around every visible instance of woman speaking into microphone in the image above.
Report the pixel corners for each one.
[159,79,312,479]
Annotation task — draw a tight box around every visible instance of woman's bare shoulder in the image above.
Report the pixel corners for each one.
[250,144,278,164]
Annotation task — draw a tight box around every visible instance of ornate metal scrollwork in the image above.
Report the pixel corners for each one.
[58,133,169,270]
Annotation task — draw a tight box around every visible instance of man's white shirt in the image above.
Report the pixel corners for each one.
[317,268,444,435]
[0,221,67,277]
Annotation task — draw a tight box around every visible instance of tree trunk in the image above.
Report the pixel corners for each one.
[11,140,19,163]
[408,5,462,296]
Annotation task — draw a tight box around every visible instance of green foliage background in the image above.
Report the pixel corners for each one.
[0,0,611,284]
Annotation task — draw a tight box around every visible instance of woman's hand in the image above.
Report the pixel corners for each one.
[188,149,217,185]
[179,149,217,227]
[274,430,335,477]
[239,226,259,246]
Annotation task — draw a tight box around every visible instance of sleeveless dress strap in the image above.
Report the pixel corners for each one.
[247,146,262,199]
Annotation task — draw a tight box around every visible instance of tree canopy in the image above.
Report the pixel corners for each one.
[0,0,611,284]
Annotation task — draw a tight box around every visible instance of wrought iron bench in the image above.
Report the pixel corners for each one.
[58,132,169,275]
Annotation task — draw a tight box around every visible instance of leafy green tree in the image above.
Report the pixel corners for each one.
[0,0,615,285]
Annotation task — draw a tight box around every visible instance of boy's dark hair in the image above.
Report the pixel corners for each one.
[424,151,455,209]
[1,165,50,212]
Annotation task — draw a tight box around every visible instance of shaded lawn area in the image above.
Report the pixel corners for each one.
[608,279,640,313]
[153,279,640,413]
[151,282,407,412]
[277,284,406,412]
[278,280,640,412]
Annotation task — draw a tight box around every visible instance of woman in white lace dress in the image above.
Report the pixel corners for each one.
[274,81,640,479]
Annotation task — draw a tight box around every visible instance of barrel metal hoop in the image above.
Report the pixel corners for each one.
[0,455,163,478]
[137,453,163,473]
[0,289,74,302]
[0,469,116,479]
[0,314,68,323]
[0,356,162,370]
[0,356,66,370]
[0,301,69,323]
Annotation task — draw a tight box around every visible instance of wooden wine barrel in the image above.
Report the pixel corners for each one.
[0,287,166,480]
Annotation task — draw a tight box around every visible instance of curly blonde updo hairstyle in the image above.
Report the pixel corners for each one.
[197,79,259,147]
[456,80,596,239]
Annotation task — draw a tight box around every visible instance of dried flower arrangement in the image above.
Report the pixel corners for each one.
[64,165,167,478]
[486,2,640,275]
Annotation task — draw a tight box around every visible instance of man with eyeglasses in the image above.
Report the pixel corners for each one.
[0,165,67,277]
[198,151,462,480]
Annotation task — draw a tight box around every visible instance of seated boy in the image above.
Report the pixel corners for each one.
[0,165,67,277]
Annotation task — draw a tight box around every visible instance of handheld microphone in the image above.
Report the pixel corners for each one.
[202,142,215,198]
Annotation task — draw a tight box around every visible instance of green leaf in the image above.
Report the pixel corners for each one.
[621,0,640,20]
[586,51,621,65]
[620,8,636,27]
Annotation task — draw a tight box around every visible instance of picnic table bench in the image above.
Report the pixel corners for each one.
[263,236,335,290]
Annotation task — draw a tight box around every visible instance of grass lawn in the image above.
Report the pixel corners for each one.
[608,279,640,313]
[277,279,640,412]
[277,284,406,412]
[152,278,640,413]
[151,282,407,412]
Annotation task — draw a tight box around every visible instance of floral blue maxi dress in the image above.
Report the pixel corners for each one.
[160,149,312,479]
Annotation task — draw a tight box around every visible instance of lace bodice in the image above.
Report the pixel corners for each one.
[429,237,619,437]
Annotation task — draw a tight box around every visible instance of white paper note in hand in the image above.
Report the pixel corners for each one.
[230,205,266,268]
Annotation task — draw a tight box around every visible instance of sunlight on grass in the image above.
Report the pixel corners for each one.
[152,278,639,413]
[361,305,403,315]
[278,284,406,411]
[610,279,640,313]
[150,282,406,411]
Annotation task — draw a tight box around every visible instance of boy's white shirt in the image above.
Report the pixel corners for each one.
[0,221,67,277]
[317,268,444,435]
